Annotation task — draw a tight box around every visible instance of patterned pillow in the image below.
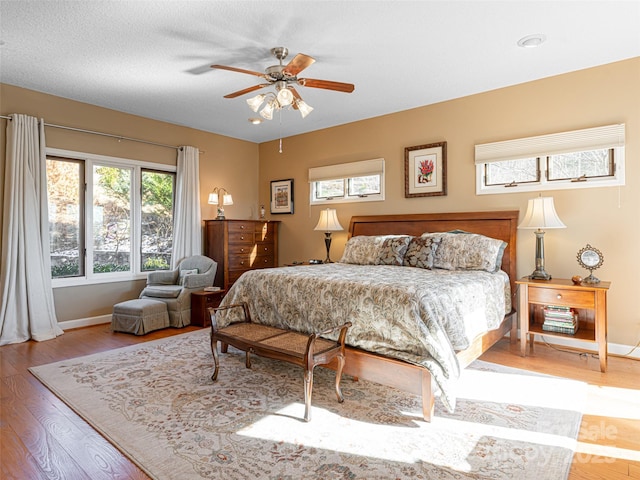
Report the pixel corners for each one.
[422,231,507,272]
[377,236,412,265]
[339,235,411,266]
[403,236,440,269]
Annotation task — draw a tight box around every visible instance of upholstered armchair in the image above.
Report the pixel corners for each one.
[140,255,217,327]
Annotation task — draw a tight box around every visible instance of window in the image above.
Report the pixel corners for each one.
[475,124,625,195]
[310,158,385,204]
[46,149,175,285]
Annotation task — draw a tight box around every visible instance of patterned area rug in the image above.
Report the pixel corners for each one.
[30,329,584,480]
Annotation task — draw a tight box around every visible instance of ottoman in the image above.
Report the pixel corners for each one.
[111,299,170,335]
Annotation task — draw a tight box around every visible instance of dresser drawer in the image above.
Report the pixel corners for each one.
[229,253,275,270]
[255,222,276,242]
[528,286,595,308]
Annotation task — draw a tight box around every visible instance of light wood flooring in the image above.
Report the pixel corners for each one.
[1,323,638,479]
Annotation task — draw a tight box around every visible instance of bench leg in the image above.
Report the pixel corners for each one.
[211,341,220,381]
[303,367,314,422]
[245,351,252,369]
[335,353,345,403]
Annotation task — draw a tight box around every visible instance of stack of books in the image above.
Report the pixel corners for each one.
[542,305,579,335]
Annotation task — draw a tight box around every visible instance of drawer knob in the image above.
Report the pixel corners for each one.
[240,235,245,240]
[240,225,245,229]
[240,261,245,265]
[556,294,562,300]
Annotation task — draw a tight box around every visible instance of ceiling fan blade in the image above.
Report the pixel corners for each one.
[298,78,355,93]
[283,53,316,76]
[211,64,266,78]
[223,84,270,99]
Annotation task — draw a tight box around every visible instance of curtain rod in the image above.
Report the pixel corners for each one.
[1,114,187,152]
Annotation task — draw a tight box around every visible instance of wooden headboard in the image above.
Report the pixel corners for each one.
[348,210,519,295]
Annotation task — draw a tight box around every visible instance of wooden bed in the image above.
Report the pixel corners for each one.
[331,210,519,421]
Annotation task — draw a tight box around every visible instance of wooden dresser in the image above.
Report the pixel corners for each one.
[204,219,280,291]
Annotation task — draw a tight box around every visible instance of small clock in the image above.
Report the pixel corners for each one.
[576,244,603,284]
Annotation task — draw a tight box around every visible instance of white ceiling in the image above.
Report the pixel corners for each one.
[1,1,639,144]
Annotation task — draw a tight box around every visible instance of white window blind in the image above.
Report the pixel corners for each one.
[474,124,625,164]
[308,158,384,182]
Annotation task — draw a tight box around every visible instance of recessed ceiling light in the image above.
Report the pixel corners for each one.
[517,34,546,48]
[248,118,262,125]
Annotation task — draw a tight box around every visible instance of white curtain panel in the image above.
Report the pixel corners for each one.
[171,145,202,268]
[0,114,62,345]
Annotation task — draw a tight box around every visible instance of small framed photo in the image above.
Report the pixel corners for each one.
[404,142,447,198]
[270,178,294,214]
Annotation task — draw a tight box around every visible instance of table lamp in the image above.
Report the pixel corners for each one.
[518,196,566,280]
[314,208,343,263]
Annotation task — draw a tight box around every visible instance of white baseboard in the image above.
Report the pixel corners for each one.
[532,333,640,360]
[58,314,111,331]
[59,316,640,360]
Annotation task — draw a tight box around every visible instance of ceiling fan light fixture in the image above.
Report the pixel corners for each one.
[276,87,294,106]
[296,99,313,118]
[260,99,277,120]
[246,94,266,112]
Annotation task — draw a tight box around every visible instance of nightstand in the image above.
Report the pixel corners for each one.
[191,289,226,327]
[516,277,610,372]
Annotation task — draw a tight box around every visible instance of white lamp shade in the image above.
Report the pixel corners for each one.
[246,94,266,112]
[222,194,233,206]
[208,193,219,205]
[276,88,294,106]
[518,196,566,229]
[260,99,277,120]
[314,208,344,232]
[296,99,313,118]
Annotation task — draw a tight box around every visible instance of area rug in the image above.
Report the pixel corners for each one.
[30,329,585,480]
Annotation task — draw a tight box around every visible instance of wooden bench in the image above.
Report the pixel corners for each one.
[209,302,351,422]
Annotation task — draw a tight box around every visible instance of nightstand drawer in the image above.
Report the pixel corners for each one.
[528,286,595,308]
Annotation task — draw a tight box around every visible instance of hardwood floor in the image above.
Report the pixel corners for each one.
[1,324,638,479]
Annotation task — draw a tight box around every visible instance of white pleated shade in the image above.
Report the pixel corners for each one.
[314,208,343,232]
[518,196,566,229]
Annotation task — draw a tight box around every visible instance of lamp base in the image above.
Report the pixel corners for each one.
[528,269,552,281]
[323,232,333,263]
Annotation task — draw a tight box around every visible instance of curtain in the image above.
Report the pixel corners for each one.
[0,114,62,345]
[171,145,202,268]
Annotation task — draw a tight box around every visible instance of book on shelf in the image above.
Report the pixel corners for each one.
[542,322,579,335]
[542,306,579,335]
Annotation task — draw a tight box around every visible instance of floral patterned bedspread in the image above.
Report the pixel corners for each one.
[215,264,510,411]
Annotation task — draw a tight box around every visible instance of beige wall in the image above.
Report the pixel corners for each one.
[258,57,640,347]
[1,84,259,321]
[2,58,639,346]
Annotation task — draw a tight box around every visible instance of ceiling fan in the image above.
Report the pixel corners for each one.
[210,47,355,120]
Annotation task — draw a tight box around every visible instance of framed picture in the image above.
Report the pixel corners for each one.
[270,178,294,214]
[404,142,447,198]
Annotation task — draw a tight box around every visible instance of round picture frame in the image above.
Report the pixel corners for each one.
[576,244,603,284]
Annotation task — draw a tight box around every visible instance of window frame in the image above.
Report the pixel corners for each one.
[309,158,385,205]
[475,124,625,195]
[47,148,176,288]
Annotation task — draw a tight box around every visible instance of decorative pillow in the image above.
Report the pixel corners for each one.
[377,236,412,266]
[179,268,198,284]
[422,231,507,272]
[403,236,440,269]
[339,235,411,266]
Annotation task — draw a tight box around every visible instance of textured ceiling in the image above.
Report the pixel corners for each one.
[1,1,639,144]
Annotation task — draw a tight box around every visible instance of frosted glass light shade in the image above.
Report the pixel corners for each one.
[276,88,293,106]
[222,194,233,205]
[246,94,266,112]
[296,99,313,118]
[208,193,219,205]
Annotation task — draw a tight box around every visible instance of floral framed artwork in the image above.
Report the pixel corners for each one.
[404,142,447,198]
[270,178,294,214]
